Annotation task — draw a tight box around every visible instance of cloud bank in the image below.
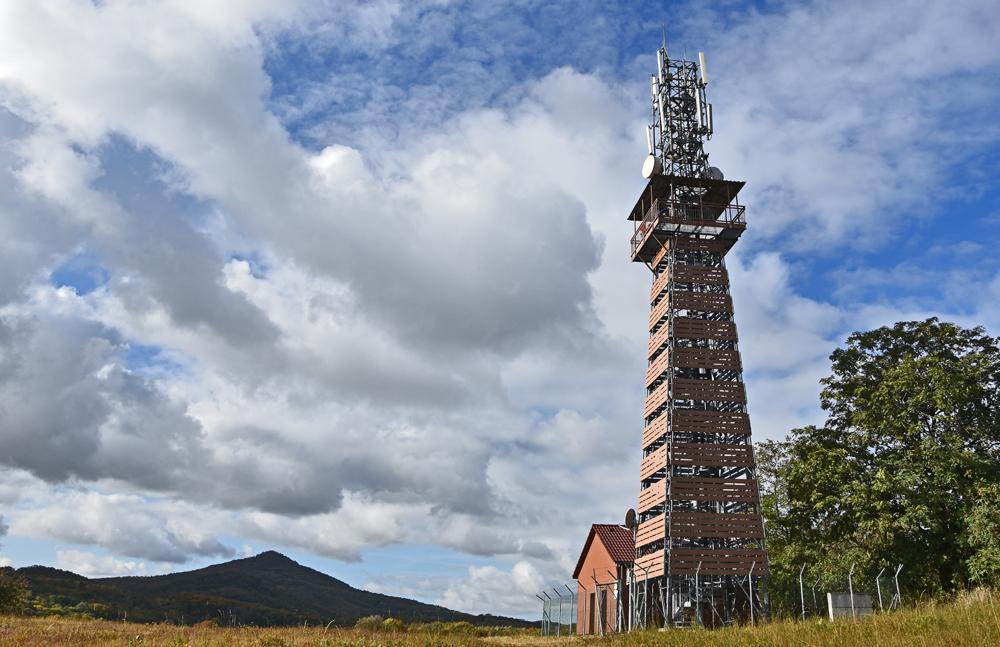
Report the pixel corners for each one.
[0,0,998,618]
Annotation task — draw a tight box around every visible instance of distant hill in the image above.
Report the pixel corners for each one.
[14,551,532,627]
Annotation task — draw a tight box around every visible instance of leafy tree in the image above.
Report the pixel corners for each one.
[0,568,29,614]
[967,484,1000,586]
[759,318,1000,614]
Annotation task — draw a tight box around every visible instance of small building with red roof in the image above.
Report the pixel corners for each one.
[572,523,634,634]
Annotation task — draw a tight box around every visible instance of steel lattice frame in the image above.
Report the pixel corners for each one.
[648,55,710,179]
[628,47,769,628]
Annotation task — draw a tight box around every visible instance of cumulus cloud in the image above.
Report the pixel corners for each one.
[0,309,206,488]
[55,550,160,578]
[12,491,232,564]
[237,493,428,562]
[364,561,546,619]
[438,562,545,618]
[0,0,997,621]
[696,0,1000,250]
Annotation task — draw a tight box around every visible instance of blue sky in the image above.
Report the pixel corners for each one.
[1,0,999,620]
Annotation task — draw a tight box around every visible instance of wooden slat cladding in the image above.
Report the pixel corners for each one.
[640,446,667,481]
[650,271,670,303]
[672,443,755,468]
[670,549,768,576]
[648,294,672,330]
[672,265,729,286]
[673,318,738,341]
[645,351,671,388]
[651,266,731,305]
[672,378,746,403]
[649,379,749,416]
[670,477,759,502]
[644,381,670,418]
[672,410,750,435]
[642,417,668,449]
[650,294,734,331]
[652,243,671,268]
[647,324,671,357]
[670,512,764,539]
[635,552,665,579]
[647,348,743,388]
[673,347,741,371]
[671,292,733,313]
[638,481,666,512]
[636,515,665,548]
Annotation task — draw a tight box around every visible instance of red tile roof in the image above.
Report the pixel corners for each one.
[594,524,635,563]
[572,523,635,579]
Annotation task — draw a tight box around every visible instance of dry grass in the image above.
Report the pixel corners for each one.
[0,619,488,647]
[4,597,1000,647]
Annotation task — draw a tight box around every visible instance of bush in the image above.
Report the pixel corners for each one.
[354,614,385,631]
[352,614,408,633]
[382,617,406,632]
[440,621,476,635]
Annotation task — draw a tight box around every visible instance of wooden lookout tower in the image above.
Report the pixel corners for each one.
[627,44,768,628]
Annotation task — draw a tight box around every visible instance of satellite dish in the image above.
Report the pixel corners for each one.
[641,155,662,179]
[706,166,724,181]
[625,508,637,529]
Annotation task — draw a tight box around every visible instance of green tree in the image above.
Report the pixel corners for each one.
[0,568,29,614]
[759,318,1000,613]
[967,484,1000,586]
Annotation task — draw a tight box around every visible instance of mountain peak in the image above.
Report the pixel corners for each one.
[17,550,535,627]
[248,550,297,564]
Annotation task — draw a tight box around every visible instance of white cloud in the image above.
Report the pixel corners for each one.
[12,491,232,564]
[696,0,1000,251]
[237,493,429,562]
[55,550,160,578]
[0,0,997,621]
[438,562,545,617]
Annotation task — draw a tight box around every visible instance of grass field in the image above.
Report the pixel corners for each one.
[3,594,1000,647]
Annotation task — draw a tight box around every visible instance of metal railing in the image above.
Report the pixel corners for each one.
[631,199,746,258]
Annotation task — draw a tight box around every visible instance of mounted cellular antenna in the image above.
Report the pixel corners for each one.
[641,37,715,179]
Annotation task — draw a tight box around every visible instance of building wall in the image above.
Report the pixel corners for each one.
[575,535,621,635]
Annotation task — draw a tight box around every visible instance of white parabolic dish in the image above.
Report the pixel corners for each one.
[641,155,662,179]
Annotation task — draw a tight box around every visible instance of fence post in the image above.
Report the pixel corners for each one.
[893,564,904,609]
[875,568,885,612]
[695,561,702,627]
[564,584,576,635]
[848,563,856,620]
[592,575,603,636]
[799,564,806,620]
[553,588,562,636]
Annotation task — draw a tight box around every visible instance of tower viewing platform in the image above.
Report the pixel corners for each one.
[628,174,746,264]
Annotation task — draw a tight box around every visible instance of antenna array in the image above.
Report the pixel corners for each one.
[645,48,713,179]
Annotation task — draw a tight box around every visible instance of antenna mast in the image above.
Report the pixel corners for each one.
[644,45,713,180]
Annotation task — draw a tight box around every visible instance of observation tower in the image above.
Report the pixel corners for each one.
[627,44,768,628]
